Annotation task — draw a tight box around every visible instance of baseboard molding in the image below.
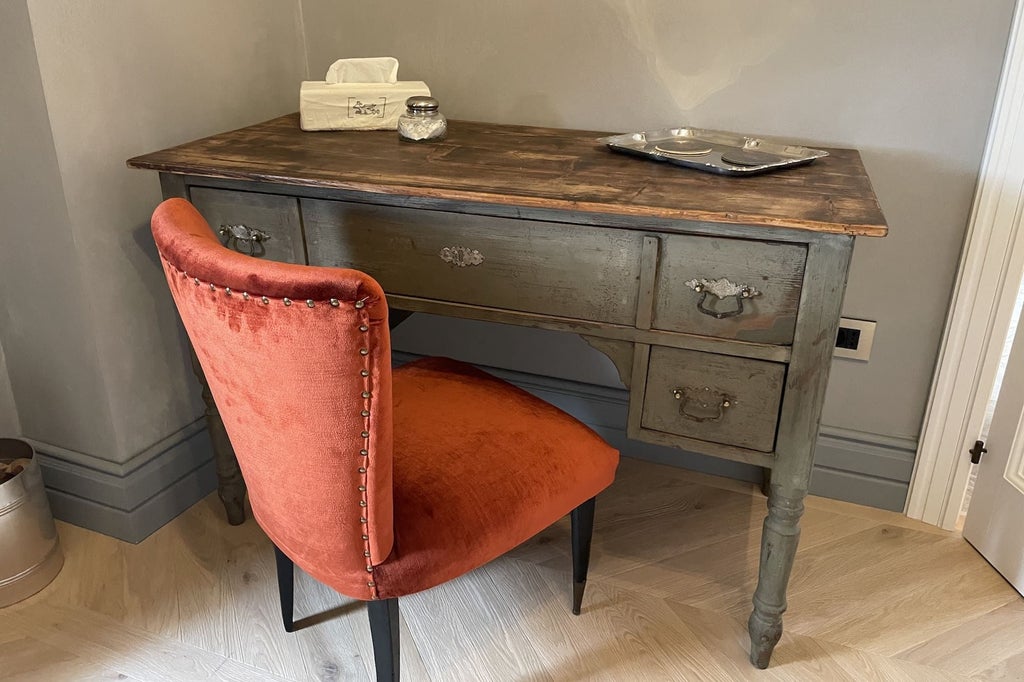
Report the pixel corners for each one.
[395,352,917,512]
[810,427,916,511]
[45,459,217,544]
[25,421,217,543]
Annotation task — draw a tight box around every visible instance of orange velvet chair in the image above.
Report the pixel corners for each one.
[151,198,620,681]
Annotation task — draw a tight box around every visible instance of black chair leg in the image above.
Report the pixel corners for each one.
[273,545,295,633]
[367,598,400,682]
[570,496,597,615]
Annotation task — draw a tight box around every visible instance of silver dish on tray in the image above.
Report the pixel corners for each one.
[599,127,829,176]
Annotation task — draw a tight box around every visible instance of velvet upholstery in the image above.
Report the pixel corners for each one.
[152,198,619,603]
[377,357,617,598]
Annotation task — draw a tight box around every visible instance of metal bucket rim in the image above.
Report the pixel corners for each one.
[0,438,35,487]
[0,437,34,461]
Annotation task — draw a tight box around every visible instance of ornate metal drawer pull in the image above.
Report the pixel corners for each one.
[219,224,271,256]
[439,246,485,267]
[672,386,733,423]
[685,277,761,319]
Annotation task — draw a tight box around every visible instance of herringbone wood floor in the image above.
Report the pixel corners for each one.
[3,457,1022,681]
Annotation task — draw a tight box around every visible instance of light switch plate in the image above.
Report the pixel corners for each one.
[834,317,876,361]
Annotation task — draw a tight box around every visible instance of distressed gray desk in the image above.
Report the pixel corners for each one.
[129,114,886,667]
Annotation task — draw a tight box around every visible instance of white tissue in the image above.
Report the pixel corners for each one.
[325,57,399,84]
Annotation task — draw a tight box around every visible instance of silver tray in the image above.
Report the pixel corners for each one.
[599,127,829,176]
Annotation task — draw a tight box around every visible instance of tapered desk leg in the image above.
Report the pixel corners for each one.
[747,484,805,668]
[191,349,247,525]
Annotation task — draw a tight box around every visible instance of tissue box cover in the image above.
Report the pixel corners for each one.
[300,81,431,131]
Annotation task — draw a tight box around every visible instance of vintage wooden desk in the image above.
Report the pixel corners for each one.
[129,114,886,668]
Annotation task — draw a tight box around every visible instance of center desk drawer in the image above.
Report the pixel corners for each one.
[302,199,644,325]
[642,346,785,453]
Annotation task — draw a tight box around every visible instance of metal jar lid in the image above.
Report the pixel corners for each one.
[405,96,440,113]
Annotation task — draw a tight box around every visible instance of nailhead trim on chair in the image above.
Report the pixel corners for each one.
[163,257,383,600]
[356,299,378,599]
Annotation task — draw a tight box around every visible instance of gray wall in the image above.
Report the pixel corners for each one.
[1,0,308,538]
[301,0,1015,447]
[20,0,309,462]
[1,0,117,456]
[0,345,18,437]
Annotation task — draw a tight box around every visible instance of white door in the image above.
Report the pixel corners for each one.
[963,309,1024,596]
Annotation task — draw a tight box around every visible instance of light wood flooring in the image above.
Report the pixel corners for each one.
[2,457,1021,681]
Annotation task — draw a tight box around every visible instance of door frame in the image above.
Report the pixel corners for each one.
[906,0,1024,529]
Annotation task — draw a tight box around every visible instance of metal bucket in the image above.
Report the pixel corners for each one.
[0,438,63,606]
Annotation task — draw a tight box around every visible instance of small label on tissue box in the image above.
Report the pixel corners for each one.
[299,81,431,131]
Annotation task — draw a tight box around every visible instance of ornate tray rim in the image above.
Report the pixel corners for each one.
[599,127,829,176]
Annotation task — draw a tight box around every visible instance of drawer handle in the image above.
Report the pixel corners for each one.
[685,277,761,319]
[439,246,485,267]
[672,386,733,423]
[219,224,271,256]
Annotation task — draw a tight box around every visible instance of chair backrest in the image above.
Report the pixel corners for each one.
[152,198,394,599]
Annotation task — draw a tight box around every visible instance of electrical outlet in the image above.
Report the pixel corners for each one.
[834,318,876,361]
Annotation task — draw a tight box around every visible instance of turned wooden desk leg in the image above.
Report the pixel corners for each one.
[190,349,247,525]
[747,234,854,668]
[748,483,806,668]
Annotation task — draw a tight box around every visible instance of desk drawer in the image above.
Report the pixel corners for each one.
[190,187,306,264]
[653,235,805,344]
[641,346,785,452]
[302,199,644,325]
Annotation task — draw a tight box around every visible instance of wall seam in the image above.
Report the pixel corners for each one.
[0,342,20,435]
[296,0,311,80]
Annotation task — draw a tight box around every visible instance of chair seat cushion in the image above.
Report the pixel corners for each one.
[372,357,619,599]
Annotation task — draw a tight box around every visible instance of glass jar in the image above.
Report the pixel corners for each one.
[397,96,447,142]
